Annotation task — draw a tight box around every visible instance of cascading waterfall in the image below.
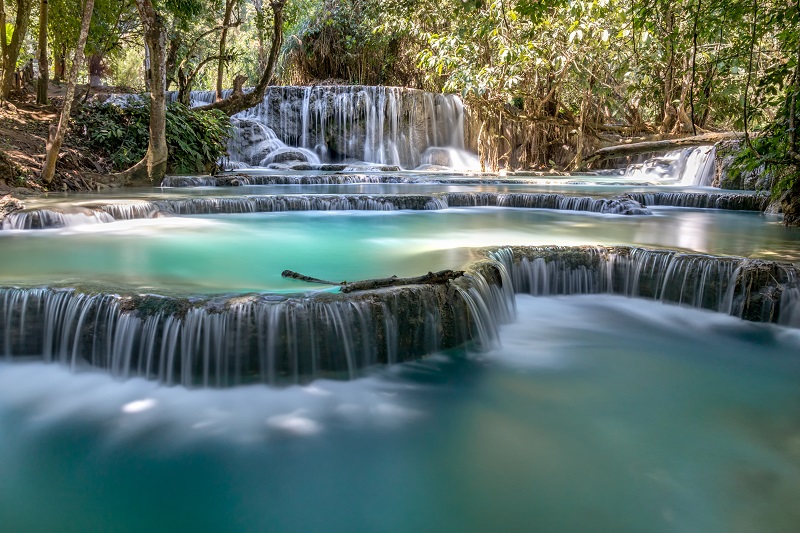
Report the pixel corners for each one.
[488,246,800,325]
[194,86,479,170]
[0,193,655,229]
[6,189,772,230]
[2,246,798,387]
[623,146,717,186]
[0,284,473,386]
[624,191,769,211]
[1,208,115,230]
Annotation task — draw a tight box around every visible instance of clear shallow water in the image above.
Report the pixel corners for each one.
[0,206,796,293]
[1,296,799,532]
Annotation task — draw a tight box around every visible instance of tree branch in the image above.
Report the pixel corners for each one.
[281,269,465,293]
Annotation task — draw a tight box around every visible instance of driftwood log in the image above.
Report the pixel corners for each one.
[587,132,743,164]
[281,269,465,293]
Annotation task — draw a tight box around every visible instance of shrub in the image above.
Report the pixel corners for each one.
[74,100,231,174]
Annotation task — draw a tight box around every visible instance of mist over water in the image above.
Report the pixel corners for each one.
[2,295,799,532]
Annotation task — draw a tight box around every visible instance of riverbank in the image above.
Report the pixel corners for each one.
[0,86,117,196]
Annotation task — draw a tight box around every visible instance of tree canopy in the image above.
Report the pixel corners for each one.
[0,0,796,197]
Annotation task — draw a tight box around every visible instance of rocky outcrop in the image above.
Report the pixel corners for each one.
[0,194,23,222]
[713,140,773,190]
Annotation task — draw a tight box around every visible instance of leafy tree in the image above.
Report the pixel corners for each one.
[0,0,33,98]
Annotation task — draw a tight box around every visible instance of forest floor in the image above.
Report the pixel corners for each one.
[0,81,118,196]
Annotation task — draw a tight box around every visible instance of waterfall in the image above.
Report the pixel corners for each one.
[624,146,716,186]
[624,191,769,211]
[2,246,797,386]
[4,189,775,231]
[0,194,655,230]
[215,86,478,170]
[489,246,800,325]
[2,209,115,229]
[109,86,479,170]
[0,283,474,387]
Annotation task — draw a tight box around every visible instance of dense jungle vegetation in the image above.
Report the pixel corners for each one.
[0,0,798,218]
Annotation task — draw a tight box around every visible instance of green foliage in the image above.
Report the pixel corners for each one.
[730,2,800,198]
[74,101,231,174]
[280,0,419,86]
[733,83,800,196]
[166,103,231,173]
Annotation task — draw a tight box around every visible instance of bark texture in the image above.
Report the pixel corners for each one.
[281,269,466,293]
[1,0,33,99]
[41,0,94,184]
[36,0,48,104]
[120,0,169,185]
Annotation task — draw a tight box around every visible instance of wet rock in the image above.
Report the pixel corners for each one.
[0,194,24,222]
[262,149,311,164]
[318,164,349,171]
[714,140,774,190]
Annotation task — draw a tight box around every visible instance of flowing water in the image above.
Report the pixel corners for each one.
[3,91,800,530]
[1,296,800,532]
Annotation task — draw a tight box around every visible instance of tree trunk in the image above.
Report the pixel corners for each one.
[0,1,6,90]
[197,0,285,117]
[88,53,104,87]
[215,0,235,101]
[281,269,465,293]
[660,8,675,133]
[1,0,33,99]
[120,0,168,185]
[40,0,94,184]
[53,44,66,83]
[36,0,48,104]
[254,0,266,72]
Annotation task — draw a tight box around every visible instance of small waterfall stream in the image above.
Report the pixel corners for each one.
[623,145,717,186]
[2,190,773,230]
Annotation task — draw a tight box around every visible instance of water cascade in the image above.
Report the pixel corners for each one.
[1,193,655,229]
[489,246,800,325]
[5,189,778,230]
[0,283,474,386]
[1,208,115,230]
[624,191,770,211]
[185,86,480,170]
[2,246,797,386]
[623,145,717,186]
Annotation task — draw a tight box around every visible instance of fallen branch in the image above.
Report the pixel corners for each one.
[281,270,337,285]
[281,269,465,293]
[588,132,743,162]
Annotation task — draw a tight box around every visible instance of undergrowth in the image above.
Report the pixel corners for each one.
[74,100,230,174]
